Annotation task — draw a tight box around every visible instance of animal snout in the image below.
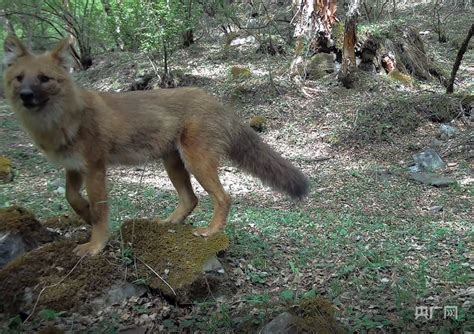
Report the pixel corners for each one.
[20,89,34,102]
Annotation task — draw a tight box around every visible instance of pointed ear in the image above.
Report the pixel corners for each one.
[50,35,74,70]
[4,34,29,67]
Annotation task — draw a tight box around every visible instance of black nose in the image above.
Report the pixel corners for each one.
[20,90,34,102]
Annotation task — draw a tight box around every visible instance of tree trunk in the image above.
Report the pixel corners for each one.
[338,0,360,88]
[182,0,194,47]
[446,23,473,94]
[2,11,16,34]
[293,0,338,53]
[100,0,125,50]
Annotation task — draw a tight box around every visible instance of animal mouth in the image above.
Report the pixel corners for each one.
[23,98,49,110]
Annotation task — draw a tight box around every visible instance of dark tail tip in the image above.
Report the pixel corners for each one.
[287,171,310,200]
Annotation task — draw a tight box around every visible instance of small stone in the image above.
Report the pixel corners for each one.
[93,282,146,309]
[0,232,26,268]
[203,256,225,274]
[49,178,63,188]
[161,305,171,318]
[429,206,443,213]
[230,36,256,47]
[230,66,252,80]
[249,115,267,133]
[412,148,446,171]
[260,312,303,334]
[138,314,150,325]
[439,124,458,140]
[129,296,140,304]
[0,156,13,183]
[54,186,66,195]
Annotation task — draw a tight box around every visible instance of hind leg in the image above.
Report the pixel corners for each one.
[162,151,198,224]
[179,146,231,237]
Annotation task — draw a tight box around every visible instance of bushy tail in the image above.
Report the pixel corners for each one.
[228,125,309,199]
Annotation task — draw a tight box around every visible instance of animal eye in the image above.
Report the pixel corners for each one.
[38,74,51,83]
[16,75,24,82]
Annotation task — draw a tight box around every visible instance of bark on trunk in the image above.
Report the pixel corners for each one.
[338,0,360,88]
[446,23,473,94]
[293,0,337,53]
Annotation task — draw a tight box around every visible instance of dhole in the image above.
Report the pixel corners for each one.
[3,35,308,256]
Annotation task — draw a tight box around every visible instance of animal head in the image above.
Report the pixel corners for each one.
[3,34,74,112]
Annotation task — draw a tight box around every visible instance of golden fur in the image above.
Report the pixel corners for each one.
[3,35,309,256]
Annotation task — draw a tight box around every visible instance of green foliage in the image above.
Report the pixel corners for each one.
[103,1,191,53]
[279,289,295,301]
[38,308,66,321]
[1,0,201,70]
[1,0,108,67]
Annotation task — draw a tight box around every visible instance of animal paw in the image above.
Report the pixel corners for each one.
[73,241,105,256]
[192,227,220,237]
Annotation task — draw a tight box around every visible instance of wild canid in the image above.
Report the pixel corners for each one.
[3,34,309,256]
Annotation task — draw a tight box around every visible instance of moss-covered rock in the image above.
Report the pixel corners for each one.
[249,115,267,132]
[121,219,229,302]
[388,69,414,87]
[307,53,335,80]
[0,207,56,267]
[230,66,252,80]
[0,240,122,314]
[289,296,347,334]
[42,215,90,242]
[290,53,334,80]
[0,156,13,183]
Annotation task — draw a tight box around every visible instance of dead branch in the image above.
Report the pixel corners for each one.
[136,256,176,296]
[446,23,474,93]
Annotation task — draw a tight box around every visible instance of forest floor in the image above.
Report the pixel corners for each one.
[0,6,473,334]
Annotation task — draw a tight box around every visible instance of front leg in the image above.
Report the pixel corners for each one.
[65,170,91,224]
[73,162,109,256]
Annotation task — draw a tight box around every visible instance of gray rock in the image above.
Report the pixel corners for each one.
[429,206,444,213]
[230,36,257,47]
[92,281,147,309]
[439,124,458,140]
[260,312,305,334]
[0,232,26,267]
[48,178,64,188]
[203,255,225,274]
[54,186,66,195]
[0,206,57,267]
[409,172,455,187]
[412,148,446,171]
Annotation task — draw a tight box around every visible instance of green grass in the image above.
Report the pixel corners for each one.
[2,157,471,331]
